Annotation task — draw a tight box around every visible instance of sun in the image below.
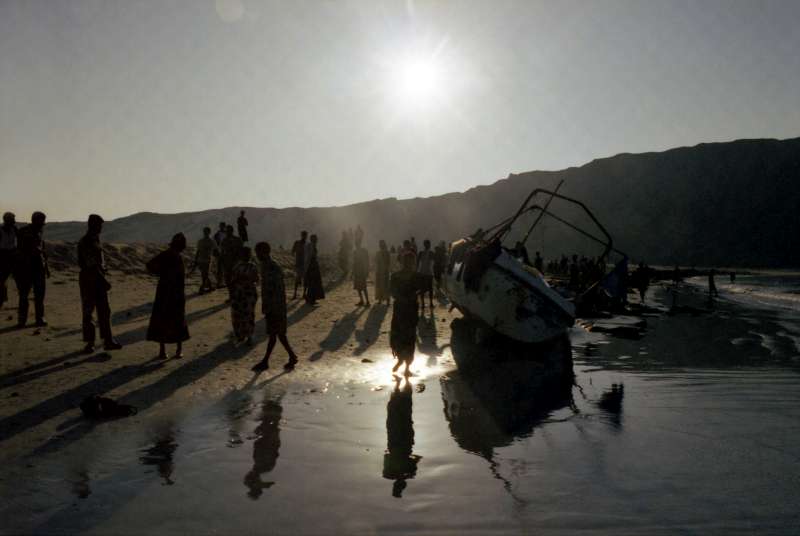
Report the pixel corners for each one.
[390,55,443,109]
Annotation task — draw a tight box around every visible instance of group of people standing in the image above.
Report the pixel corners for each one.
[1,211,51,328]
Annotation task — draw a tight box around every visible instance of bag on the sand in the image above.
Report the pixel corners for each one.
[80,395,138,419]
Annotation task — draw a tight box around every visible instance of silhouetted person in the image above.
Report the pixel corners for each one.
[409,237,418,256]
[374,240,391,305]
[221,225,244,294]
[534,251,543,272]
[237,210,249,243]
[672,265,682,284]
[353,237,370,306]
[244,398,282,499]
[304,234,325,306]
[78,214,122,353]
[252,242,299,371]
[390,251,423,376]
[354,225,364,248]
[729,271,736,283]
[708,268,718,298]
[229,247,259,345]
[632,262,651,304]
[192,227,217,294]
[338,230,351,276]
[433,240,446,291]
[0,212,18,308]
[146,233,190,359]
[16,211,49,327]
[416,239,435,311]
[382,378,420,498]
[213,222,226,288]
[291,231,307,299]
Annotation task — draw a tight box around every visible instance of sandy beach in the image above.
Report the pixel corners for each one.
[1,254,800,534]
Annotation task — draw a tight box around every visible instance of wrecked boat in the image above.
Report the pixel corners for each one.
[443,188,619,344]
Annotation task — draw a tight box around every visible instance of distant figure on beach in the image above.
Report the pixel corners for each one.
[398,239,416,266]
[221,225,244,293]
[213,222,227,288]
[146,233,190,359]
[374,240,391,305]
[77,214,122,353]
[291,231,307,299]
[708,269,718,298]
[729,271,736,283]
[15,211,49,327]
[192,227,217,294]
[353,237,370,306]
[632,262,651,305]
[0,212,18,308]
[534,251,544,273]
[672,265,682,284]
[229,247,259,346]
[382,377,420,498]
[337,230,351,277]
[416,240,435,311]
[237,210,249,243]
[304,234,325,306]
[244,398,282,498]
[433,241,446,292]
[252,242,299,371]
[390,251,423,376]
[355,224,364,247]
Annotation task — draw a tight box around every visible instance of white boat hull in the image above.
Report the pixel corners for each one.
[444,247,575,344]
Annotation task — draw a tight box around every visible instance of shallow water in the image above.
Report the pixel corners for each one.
[3,299,800,534]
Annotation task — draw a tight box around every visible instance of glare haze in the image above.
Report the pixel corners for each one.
[2,0,799,221]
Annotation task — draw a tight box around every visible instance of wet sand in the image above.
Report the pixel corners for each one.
[2,272,800,534]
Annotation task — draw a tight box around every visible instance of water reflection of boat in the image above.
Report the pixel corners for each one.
[441,318,574,458]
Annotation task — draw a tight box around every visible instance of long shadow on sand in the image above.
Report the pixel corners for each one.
[353,304,389,356]
[0,352,113,390]
[309,307,366,362]
[26,316,278,458]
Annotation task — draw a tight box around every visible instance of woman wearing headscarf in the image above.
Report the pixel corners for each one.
[146,233,190,359]
[229,246,259,345]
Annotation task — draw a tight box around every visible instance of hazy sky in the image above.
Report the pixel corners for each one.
[2,0,799,221]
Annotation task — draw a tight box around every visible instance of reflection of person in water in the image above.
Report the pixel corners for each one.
[244,397,283,500]
[382,378,421,498]
[139,431,178,486]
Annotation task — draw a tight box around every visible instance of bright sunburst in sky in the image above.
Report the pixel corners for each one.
[2,0,799,220]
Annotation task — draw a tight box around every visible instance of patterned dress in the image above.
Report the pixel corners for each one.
[230,260,259,340]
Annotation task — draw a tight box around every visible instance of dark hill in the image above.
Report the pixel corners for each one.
[45,137,800,268]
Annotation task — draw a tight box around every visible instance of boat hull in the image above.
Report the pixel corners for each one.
[444,246,575,344]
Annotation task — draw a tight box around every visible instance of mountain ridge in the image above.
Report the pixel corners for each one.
[42,136,800,268]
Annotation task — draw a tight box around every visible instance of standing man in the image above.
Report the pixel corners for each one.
[353,237,370,306]
[192,227,217,294]
[416,240,435,312]
[15,211,49,327]
[291,231,307,299]
[78,214,122,353]
[0,212,18,308]
[213,222,227,288]
[237,210,249,243]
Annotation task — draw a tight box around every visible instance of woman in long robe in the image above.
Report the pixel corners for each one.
[147,233,190,359]
[390,251,423,376]
[304,234,325,305]
[229,247,259,344]
[374,240,391,305]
